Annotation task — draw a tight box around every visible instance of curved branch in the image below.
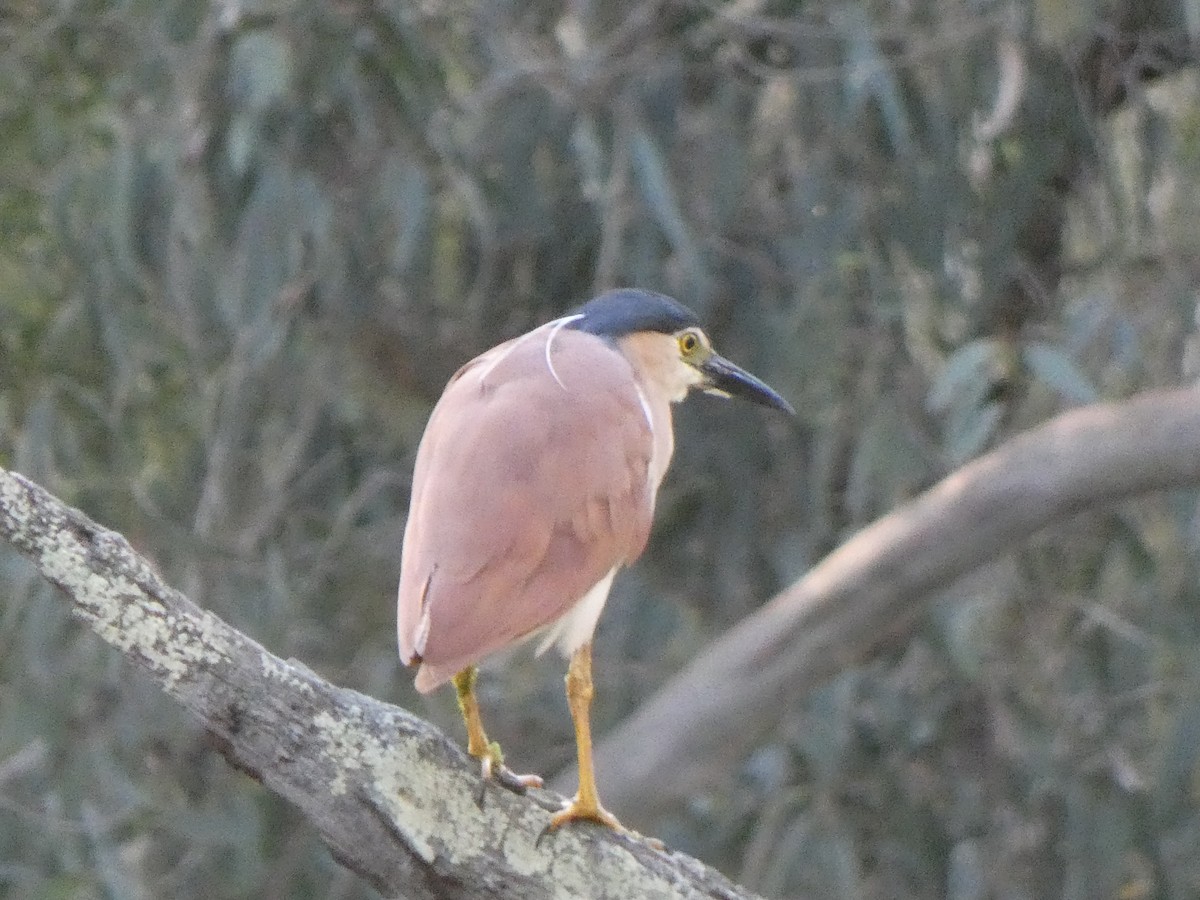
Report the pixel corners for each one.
[579,387,1200,824]
[0,469,759,900]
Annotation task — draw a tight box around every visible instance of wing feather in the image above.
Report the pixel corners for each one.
[397,327,656,691]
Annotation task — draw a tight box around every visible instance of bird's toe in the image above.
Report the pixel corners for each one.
[546,796,622,832]
[479,747,543,794]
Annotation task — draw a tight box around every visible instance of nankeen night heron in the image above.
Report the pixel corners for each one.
[397,288,793,832]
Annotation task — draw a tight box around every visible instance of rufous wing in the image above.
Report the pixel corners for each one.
[396,326,656,692]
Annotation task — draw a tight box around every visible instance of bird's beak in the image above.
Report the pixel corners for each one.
[699,353,795,415]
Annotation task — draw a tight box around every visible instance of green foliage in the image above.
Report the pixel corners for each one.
[3,0,1200,897]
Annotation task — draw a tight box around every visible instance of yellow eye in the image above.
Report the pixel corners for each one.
[678,330,701,356]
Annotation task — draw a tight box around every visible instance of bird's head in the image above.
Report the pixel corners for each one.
[570,288,795,415]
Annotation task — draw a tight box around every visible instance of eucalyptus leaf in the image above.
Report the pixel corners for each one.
[945,399,1003,464]
[1022,341,1098,404]
[928,339,1002,413]
[1154,678,1200,821]
[834,4,914,156]
[629,124,710,298]
[229,32,293,114]
[946,839,986,900]
[1062,776,1133,900]
[570,116,606,203]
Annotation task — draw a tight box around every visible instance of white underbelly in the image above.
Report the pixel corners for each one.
[534,568,618,657]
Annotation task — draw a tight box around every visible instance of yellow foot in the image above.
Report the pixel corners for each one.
[545,795,622,832]
[538,796,667,849]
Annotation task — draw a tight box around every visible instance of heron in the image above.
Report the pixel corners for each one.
[397,288,793,832]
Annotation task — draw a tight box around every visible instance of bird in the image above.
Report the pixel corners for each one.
[397,287,793,832]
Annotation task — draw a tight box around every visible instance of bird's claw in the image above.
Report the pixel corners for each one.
[481,755,544,793]
[473,742,543,806]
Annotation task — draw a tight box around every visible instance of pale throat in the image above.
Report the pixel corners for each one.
[617,331,702,489]
[617,332,704,403]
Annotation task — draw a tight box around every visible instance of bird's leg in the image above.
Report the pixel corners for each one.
[452,666,543,791]
[452,666,492,759]
[546,642,621,831]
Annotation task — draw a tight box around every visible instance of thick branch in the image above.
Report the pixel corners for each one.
[0,469,758,900]
[579,387,1200,824]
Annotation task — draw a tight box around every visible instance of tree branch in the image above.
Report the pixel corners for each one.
[0,469,759,900]
[578,387,1200,824]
